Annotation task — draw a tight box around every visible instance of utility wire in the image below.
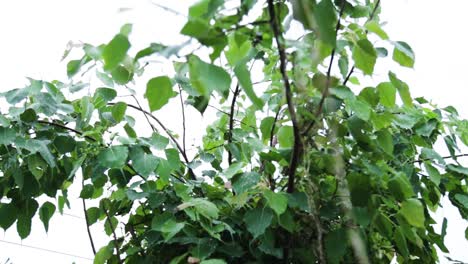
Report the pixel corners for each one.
[0,239,93,261]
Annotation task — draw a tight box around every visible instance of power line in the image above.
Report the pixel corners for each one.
[0,239,93,261]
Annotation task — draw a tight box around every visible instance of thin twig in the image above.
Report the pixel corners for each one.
[228,84,240,165]
[302,1,346,137]
[178,86,187,154]
[267,0,302,194]
[343,0,381,86]
[413,153,468,163]
[110,102,196,180]
[131,94,156,132]
[82,180,96,255]
[207,105,256,129]
[225,20,270,32]
[150,1,186,17]
[103,207,123,264]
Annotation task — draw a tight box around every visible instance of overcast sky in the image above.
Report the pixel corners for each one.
[0,0,467,263]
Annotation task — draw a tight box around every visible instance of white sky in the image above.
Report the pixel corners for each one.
[0,0,468,263]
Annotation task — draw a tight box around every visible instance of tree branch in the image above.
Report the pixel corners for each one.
[103,207,123,264]
[228,84,240,165]
[37,120,97,142]
[82,180,96,255]
[267,0,302,194]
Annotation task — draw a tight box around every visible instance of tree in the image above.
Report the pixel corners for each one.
[0,0,468,263]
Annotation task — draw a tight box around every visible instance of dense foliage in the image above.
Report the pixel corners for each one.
[1,0,468,263]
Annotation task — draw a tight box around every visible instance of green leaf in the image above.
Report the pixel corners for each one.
[0,203,17,230]
[189,55,231,97]
[165,148,181,170]
[17,215,32,239]
[120,23,133,36]
[67,59,82,78]
[376,129,394,155]
[104,216,118,236]
[347,97,371,121]
[243,207,274,239]
[232,172,261,194]
[145,76,175,112]
[27,154,47,180]
[376,82,396,108]
[94,245,113,264]
[454,194,468,208]
[16,139,56,168]
[389,72,412,107]
[86,207,101,226]
[374,212,393,238]
[95,87,117,102]
[234,64,264,109]
[277,126,294,148]
[103,34,130,70]
[222,162,244,179]
[352,39,377,75]
[111,65,133,85]
[325,228,347,264]
[161,219,185,241]
[394,227,410,259]
[21,108,39,123]
[260,117,275,142]
[146,133,169,150]
[97,146,129,169]
[130,147,158,177]
[80,96,94,124]
[264,190,288,216]
[279,210,295,232]
[424,163,441,186]
[399,198,425,228]
[39,202,56,232]
[393,41,415,68]
[225,33,252,67]
[314,0,337,47]
[53,136,76,154]
[388,173,414,201]
[365,21,389,40]
[111,102,127,123]
[447,164,468,176]
[80,184,95,199]
[200,260,227,264]
[178,198,219,219]
[0,127,15,145]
